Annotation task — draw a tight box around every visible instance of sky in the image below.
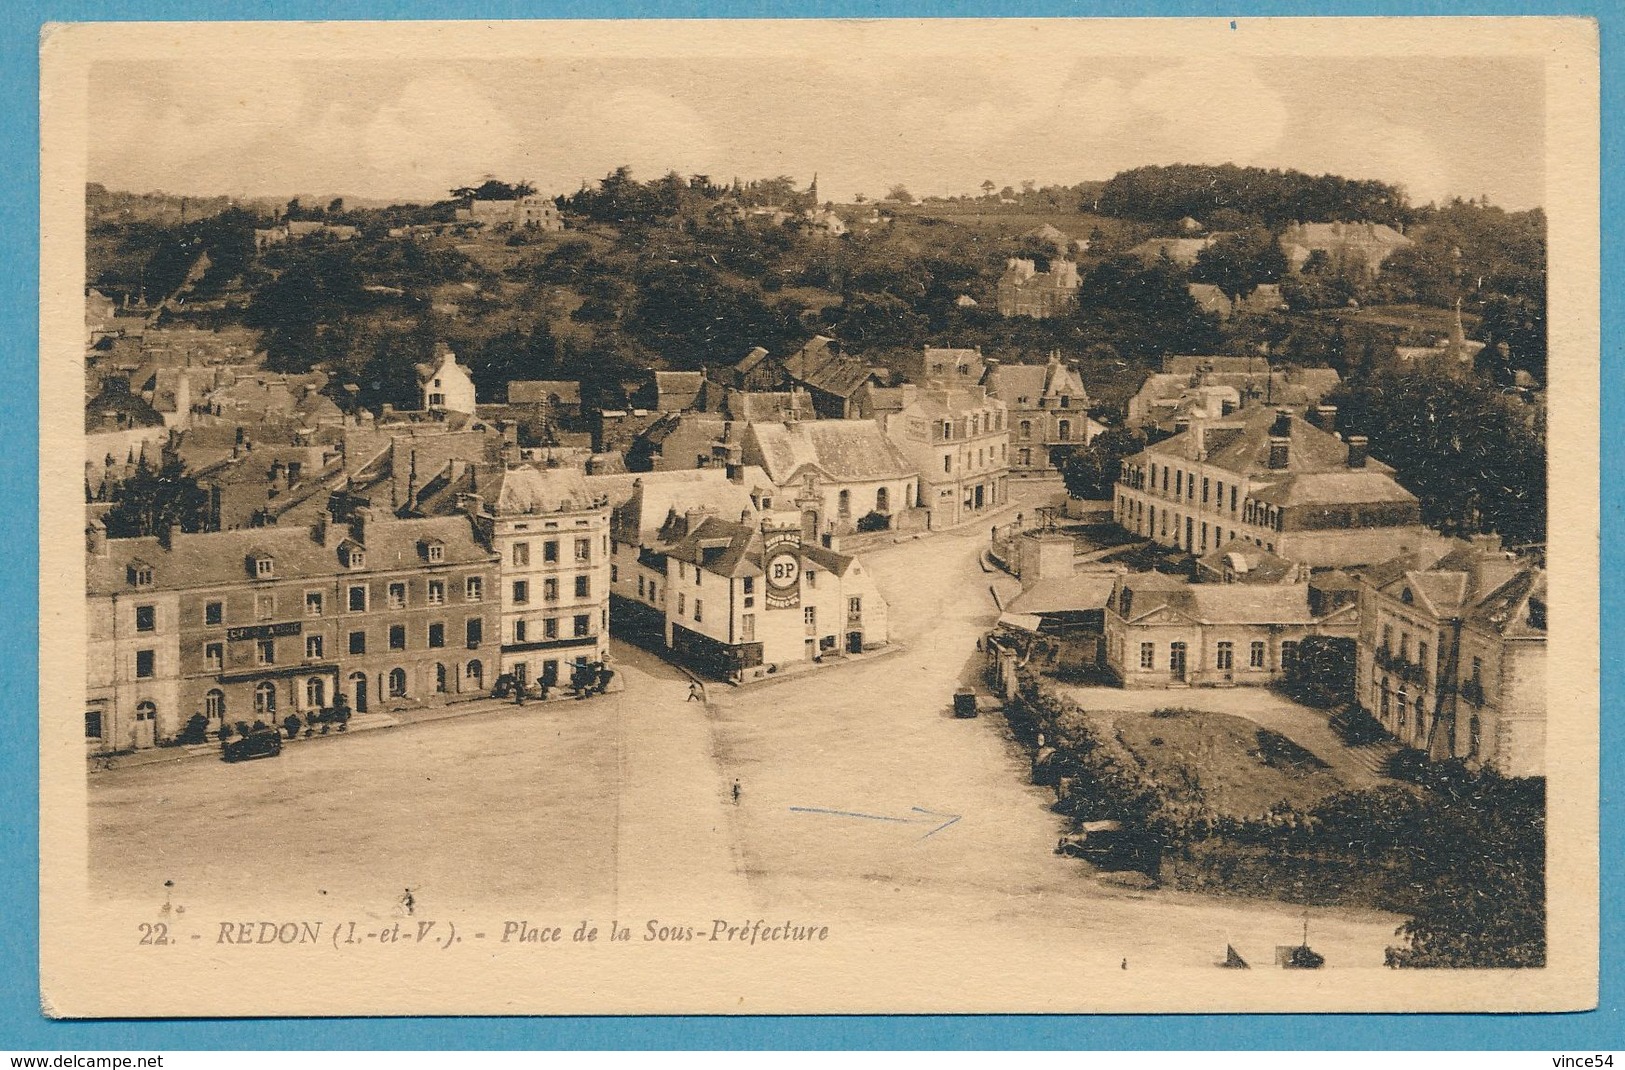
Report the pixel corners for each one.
[84,34,1546,211]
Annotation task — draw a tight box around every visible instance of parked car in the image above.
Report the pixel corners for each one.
[222,727,282,763]
[1055,820,1157,870]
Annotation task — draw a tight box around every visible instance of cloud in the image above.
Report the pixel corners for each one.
[360,73,522,199]
[1125,59,1289,166]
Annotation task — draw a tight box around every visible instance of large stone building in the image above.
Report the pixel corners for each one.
[1279,220,1412,278]
[1355,539,1546,777]
[995,258,1080,319]
[884,385,1009,530]
[742,419,920,537]
[85,509,501,753]
[661,515,889,682]
[449,465,612,690]
[980,353,1100,475]
[1103,571,1358,689]
[1113,406,1437,567]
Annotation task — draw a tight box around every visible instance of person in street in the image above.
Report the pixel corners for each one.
[687,681,702,702]
[731,779,741,805]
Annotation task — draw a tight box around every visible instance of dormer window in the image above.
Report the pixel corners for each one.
[249,554,274,579]
[421,539,445,563]
[1401,588,1414,604]
[127,561,154,588]
[340,540,366,570]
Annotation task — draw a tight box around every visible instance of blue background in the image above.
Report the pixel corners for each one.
[2,0,1617,1050]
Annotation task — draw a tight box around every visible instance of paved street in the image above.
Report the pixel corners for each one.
[89,486,1406,973]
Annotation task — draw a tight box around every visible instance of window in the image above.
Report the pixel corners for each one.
[543,541,559,563]
[388,582,407,610]
[427,580,445,606]
[1169,642,1187,675]
[305,591,324,617]
[638,575,645,598]
[543,578,558,601]
[253,683,276,715]
[465,576,483,601]
[1139,642,1155,670]
[135,604,156,632]
[575,576,590,598]
[848,596,862,618]
[254,556,274,578]
[1417,642,1429,676]
[512,542,530,567]
[205,642,223,671]
[388,668,407,698]
[1058,420,1071,442]
[838,489,851,516]
[466,619,482,648]
[1399,633,1410,660]
[1216,641,1234,670]
[256,593,275,621]
[693,599,703,623]
[575,538,591,563]
[466,660,484,688]
[1468,715,1482,759]
[205,600,223,626]
[514,620,529,643]
[1250,641,1266,669]
[1175,470,1183,497]
[544,618,559,639]
[513,581,530,605]
[389,625,406,650]
[135,649,155,678]
[943,456,952,474]
[574,614,590,637]
[204,689,225,720]
[804,606,816,628]
[1019,420,1031,440]
[306,677,326,708]
[743,577,754,594]
[427,623,445,648]
[86,711,103,738]
[426,543,444,563]
[742,613,756,642]
[1230,486,1238,513]
[876,487,889,513]
[610,565,619,583]
[434,663,448,693]
[1381,624,1393,652]
[256,638,275,665]
[130,564,153,587]
[305,634,323,659]
[344,546,366,569]
[1202,478,1210,505]
[349,631,366,655]
[678,593,686,616]
[349,585,368,612]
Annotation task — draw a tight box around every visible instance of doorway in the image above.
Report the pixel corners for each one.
[349,671,368,713]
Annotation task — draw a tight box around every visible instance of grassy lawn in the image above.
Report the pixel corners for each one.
[1106,707,1346,818]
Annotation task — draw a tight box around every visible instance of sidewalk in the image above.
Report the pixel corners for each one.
[88,676,627,773]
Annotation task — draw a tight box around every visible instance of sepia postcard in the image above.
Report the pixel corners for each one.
[38,16,1599,1017]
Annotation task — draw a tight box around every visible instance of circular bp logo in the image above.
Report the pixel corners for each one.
[767,550,801,589]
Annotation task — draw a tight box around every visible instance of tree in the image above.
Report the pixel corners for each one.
[1191,227,1287,300]
[981,180,996,199]
[884,184,915,205]
[1058,426,1145,501]
[1279,635,1357,708]
[103,457,209,538]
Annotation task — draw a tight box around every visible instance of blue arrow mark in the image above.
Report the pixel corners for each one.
[789,805,962,839]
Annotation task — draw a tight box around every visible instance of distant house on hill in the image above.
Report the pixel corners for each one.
[1187,283,1289,321]
[996,258,1080,319]
[416,348,477,415]
[1279,221,1411,278]
[1127,236,1218,268]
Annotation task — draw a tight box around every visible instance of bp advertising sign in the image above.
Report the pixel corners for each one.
[763,529,802,610]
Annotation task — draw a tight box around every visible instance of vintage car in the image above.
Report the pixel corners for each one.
[222,727,283,763]
[1055,820,1157,870]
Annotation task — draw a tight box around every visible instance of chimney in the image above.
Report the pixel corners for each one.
[1193,422,1208,461]
[1346,435,1368,469]
[87,520,108,556]
[727,462,744,484]
[1470,532,1503,554]
[313,510,328,545]
[353,505,374,544]
[1268,436,1290,470]
[1173,417,1190,436]
[1312,405,1338,434]
[1270,408,1292,438]
[160,523,182,549]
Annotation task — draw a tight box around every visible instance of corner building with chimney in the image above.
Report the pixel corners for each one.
[1113,406,1432,568]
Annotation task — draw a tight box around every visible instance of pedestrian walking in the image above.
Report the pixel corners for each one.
[731,779,741,805]
[687,681,703,702]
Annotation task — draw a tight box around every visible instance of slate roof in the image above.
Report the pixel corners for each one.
[1006,573,1119,615]
[508,380,582,405]
[1115,575,1318,626]
[783,336,878,399]
[1133,406,1393,478]
[651,371,704,411]
[1196,539,1298,583]
[603,467,775,548]
[745,420,918,486]
[87,514,491,596]
[981,357,1088,406]
[665,516,859,581]
[1247,470,1416,508]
